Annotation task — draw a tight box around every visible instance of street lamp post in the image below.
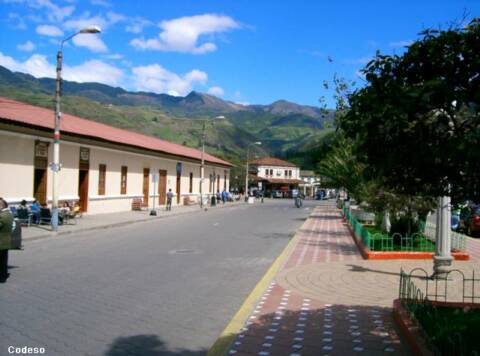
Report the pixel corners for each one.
[199,115,225,209]
[245,142,261,201]
[51,26,101,232]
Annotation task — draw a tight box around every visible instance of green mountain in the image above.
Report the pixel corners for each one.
[0,65,334,172]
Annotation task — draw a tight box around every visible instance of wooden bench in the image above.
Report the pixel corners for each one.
[132,198,144,211]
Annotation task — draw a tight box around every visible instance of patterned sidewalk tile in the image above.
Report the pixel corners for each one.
[227,203,410,355]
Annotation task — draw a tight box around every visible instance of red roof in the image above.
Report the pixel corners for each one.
[249,157,298,168]
[0,97,231,167]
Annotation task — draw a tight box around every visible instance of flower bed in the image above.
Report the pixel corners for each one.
[342,206,469,260]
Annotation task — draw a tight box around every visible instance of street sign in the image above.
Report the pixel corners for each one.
[176,162,182,175]
[50,162,60,172]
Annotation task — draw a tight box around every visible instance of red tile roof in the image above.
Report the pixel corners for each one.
[249,156,298,168]
[0,97,231,167]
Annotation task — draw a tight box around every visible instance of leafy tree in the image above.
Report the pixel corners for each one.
[339,19,480,202]
[317,134,371,202]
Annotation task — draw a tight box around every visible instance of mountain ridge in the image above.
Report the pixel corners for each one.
[0,65,334,174]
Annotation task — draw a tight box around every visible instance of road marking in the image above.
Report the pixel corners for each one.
[207,209,312,356]
[213,222,219,226]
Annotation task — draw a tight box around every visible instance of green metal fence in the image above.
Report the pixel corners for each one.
[342,207,466,252]
[398,268,480,355]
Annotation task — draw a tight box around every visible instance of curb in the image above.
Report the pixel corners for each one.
[23,202,243,243]
[207,208,314,356]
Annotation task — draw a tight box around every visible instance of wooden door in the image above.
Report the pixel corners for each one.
[158,170,167,204]
[78,169,89,212]
[176,174,181,204]
[34,168,47,205]
[143,168,150,207]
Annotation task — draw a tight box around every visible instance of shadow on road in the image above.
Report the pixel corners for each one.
[105,334,206,356]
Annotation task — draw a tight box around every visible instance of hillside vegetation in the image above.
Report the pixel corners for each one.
[0,65,334,169]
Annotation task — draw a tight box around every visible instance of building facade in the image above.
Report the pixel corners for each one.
[299,170,321,198]
[249,157,301,196]
[0,97,231,214]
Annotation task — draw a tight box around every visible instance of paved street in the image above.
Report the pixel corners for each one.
[0,199,319,356]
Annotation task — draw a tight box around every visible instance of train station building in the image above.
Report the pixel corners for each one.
[0,97,232,214]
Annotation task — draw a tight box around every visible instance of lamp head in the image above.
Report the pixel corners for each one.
[79,26,101,34]
[255,141,262,145]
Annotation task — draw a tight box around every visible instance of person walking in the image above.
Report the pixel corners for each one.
[166,189,174,211]
[221,189,227,204]
[0,198,13,283]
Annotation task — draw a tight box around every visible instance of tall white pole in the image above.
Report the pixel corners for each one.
[51,49,63,231]
[50,27,101,232]
[245,146,250,201]
[433,195,453,276]
[200,121,206,208]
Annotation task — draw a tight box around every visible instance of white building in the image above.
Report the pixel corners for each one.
[249,157,301,196]
[0,97,231,214]
[299,170,321,197]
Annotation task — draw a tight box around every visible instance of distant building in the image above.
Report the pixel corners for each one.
[299,170,321,198]
[249,157,301,196]
[0,97,231,214]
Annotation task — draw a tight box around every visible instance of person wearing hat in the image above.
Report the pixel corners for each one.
[0,198,13,282]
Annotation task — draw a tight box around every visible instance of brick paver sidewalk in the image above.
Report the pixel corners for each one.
[227,203,409,356]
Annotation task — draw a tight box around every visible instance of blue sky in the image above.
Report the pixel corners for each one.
[0,0,478,107]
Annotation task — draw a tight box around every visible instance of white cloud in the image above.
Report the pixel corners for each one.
[17,40,36,52]
[26,0,75,22]
[102,53,123,60]
[125,17,153,34]
[234,90,241,99]
[36,24,64,37]
[7,12,27,30]
[130,13,239,54]
[0,52,54,78]
[389,40,413,48]
[132,64,207,96]
[207,86,224,97]
[64,60,124,86]
[63,11,125,32]
[0,51,124,87]
[72,34,108,52]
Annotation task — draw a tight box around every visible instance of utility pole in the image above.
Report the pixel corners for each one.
[245,142,261,202]
[51,26,101,232]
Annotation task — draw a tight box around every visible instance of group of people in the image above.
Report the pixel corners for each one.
[164,189,231,210]
[15,199,80,225]
[211,190,229,206]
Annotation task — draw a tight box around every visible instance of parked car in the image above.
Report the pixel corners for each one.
[460,206,480,237]
[272,190,283,198]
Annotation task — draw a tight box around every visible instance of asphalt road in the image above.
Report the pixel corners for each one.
[0,199,320,356]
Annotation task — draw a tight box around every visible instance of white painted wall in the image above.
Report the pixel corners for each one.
[255,165,300,180]
[0,130,230,213]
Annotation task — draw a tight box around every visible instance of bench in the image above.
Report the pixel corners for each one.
[132,198,145,211]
